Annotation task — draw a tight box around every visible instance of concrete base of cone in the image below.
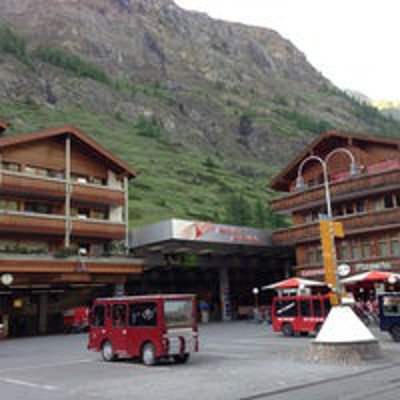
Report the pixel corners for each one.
[309,305,383,364]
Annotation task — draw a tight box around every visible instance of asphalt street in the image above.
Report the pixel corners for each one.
[0,322,399,400]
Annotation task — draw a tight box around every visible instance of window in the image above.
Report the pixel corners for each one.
[91,176,106,185]
[382,296,400,317]
[275,300,298,317]
[71,174,89,184]
[316,246,323,264]
[92,305,105,327]
[396,193,400,208]
[313,299,322,317]
[337,240,349,261]
[129,302,157,327]
[300,300,311,317]
[378,236,389,257]
[164,300,193,328]
[25,202,52,214]
[92,209,107,220]
[391,235,400,256]
[323,299,331,316]
[112,304,126,327]
[384,194,394,209]
[362,240,371,258]
[350,240,360,260]
[2,161,19,172]
[355,200,365,213]
[48,169,64,179]
[374,198,384,211]
[0,199,19,211]
[333,205,343,217]
[306,247,316,265]
[345,203,354,215]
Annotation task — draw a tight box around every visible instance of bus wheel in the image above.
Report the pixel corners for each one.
[173,353,190,364]
[282,323,294,337]
[390,325,400,342]
[101,341,116,362]
[142,343,157,366]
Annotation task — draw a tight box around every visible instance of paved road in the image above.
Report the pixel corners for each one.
[0,322,399,400]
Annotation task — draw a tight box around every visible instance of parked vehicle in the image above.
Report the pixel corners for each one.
[378,292,400,342]
[87,294,199,365]
[63,306,90,333]
[271,294,331,336]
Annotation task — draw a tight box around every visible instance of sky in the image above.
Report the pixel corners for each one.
[175,0,400,101]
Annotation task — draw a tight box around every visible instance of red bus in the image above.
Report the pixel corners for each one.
[271,295,331,336]
[88,294,199,365]
[63,306,89,333]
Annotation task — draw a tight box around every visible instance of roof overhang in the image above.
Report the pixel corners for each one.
[0,125,137,178]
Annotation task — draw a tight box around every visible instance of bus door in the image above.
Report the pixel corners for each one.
[298,298,314,332]
[110,303,128,354]
[126,301,159,357]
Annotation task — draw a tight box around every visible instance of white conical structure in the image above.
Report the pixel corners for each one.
[315,306,376,343]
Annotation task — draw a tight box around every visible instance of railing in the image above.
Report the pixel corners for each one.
[271,168,400,213]
[0,210,125,239]
[0,253,143,274]
[273,207,400,245]
[0,169,124,205]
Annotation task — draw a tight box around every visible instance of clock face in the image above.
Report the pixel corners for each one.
[338,264,351,277]
[1,274,14,286]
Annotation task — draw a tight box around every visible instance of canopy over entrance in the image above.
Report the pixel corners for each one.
[341,270,400,285]
[262,277,327,290]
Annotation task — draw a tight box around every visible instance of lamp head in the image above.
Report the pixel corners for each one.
[295,175,305,191]
[252,287,259,295]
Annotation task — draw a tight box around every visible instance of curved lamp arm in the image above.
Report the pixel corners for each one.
[296,155,331,217]
[325,147,357,176]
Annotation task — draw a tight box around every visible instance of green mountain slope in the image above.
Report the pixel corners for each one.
[1,0,400,229]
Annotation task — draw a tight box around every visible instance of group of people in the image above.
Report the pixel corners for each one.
[352,297,379,326]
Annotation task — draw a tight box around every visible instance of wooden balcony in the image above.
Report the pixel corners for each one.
[0,212,65,235]
[273,207,400,245]
[270,168,400,213]
[72,183,124,206]
[0,254,143,275]
[0,172,65,199]
[72,218,125,239]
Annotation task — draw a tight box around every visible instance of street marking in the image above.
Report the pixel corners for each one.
[0,359,92,374]
[0,377,58,391]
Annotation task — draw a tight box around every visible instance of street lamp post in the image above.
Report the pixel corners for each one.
[296,148,357,304]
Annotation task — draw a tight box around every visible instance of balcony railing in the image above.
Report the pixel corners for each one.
[0,211,125,239]
[72,218,125,239]
[273,207,400,245]
[0,253,143,274]
[0,169,125,206]
[270,168,400,213]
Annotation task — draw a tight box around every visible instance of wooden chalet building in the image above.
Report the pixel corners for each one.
[0,123,142,335]
[270,130,400,283]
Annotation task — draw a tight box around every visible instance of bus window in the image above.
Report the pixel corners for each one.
[323,299,331,316]
[275,300,297,317]
[112,304,126,327]
[313,299,322,317]
[93,305,105,327]
[300,300,311,317]
[382,296,400,317]
[129,302,157,327]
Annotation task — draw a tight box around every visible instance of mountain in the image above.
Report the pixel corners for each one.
[372,100,400,121]
[1,0,400,227]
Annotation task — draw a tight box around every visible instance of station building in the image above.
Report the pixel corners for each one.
[129,219,293,321]
[270,130,400,297]
[0,124,143,336]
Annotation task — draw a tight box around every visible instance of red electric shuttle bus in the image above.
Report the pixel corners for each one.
[271,294,331,336]
[88,294,199,365]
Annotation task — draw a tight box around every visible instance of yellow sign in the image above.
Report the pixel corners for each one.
[319,220,344,305]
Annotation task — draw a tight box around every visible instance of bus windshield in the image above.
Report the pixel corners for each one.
[164,300,193,328]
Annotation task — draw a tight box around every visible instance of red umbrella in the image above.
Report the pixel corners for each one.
[341,270,400,284]
[262,277,327,290]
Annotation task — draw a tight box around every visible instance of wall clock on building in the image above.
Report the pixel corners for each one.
[338,264,351,277]
[1,273,14,286]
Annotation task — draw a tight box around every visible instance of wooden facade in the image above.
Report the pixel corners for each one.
[0,124,143,286]
[270,131,400,280]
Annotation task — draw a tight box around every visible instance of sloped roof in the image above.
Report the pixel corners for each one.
[270,130,400,192]
[0,125,137,178]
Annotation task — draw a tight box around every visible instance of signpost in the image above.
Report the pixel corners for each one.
[319,219,344,305]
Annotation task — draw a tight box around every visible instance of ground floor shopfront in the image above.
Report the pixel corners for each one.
[129,219,294,321]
